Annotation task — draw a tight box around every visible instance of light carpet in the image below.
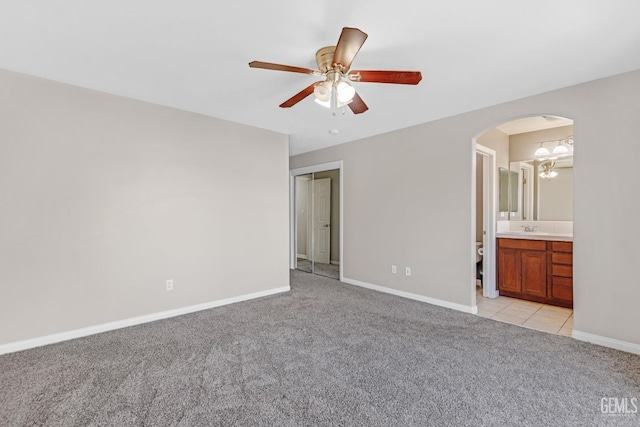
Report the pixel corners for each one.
[1,270,639,426]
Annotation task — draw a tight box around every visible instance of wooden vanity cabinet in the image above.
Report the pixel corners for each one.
[549,241,573,306]
[497,238,573,308]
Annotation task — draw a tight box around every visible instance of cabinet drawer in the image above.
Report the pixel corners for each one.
[551,276,573,301]
[551,241,573,253]
[552,264,573,278]
[498,238,547,251]
[552,253,573,265]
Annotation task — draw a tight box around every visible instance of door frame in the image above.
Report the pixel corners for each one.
[290,160,344,281]
[473,143,498,300]
[293,175,311,259]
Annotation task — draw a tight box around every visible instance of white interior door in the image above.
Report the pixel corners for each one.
[312,178,331,265]
[477,143,497,299]
[482,153,489,291]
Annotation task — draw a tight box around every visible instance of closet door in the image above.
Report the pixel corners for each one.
[312,178,331,265]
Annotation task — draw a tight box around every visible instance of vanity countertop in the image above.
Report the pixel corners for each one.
[496,231,573,242]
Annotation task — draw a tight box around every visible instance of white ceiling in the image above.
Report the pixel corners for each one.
[1,1,639,156]
[496,116,574,135]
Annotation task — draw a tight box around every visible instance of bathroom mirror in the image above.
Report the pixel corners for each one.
[491,116,574,221]
[499,167,519,214]
[499,168,509,212]
[509,157,573,220]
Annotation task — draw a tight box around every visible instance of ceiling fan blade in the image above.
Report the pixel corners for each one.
[249,61,317,75]
[280,83,317,108]
[348,70,422,85]
[348,92,368,114]
[332,27,368,72]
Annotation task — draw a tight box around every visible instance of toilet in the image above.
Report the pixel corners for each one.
[475,242,484,285]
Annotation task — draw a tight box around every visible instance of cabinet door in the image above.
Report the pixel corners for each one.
[498,248,521,293]
[521,250,547,298]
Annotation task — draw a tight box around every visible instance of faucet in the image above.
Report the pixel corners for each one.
[521,225,538,232]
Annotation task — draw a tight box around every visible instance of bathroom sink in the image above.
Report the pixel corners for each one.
[500,231,550,236]
[496,230,573,241]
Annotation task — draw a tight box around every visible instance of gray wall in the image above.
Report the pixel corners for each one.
[290,69,640,347]
[0,69,290,345]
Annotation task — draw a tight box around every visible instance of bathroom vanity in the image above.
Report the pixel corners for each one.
[496,236,573,308]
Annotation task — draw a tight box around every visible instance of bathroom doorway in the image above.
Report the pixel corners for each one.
[472,116,575,337]
[290,161,343,280]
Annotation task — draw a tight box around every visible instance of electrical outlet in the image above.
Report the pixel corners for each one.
[166,279,174,291]
[405,267,411,276]
[391,265,397,274]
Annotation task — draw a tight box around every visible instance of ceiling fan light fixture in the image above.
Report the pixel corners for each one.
[336,81,356,103]
[313,81,332,102]
[538,160,558,179]
[539,170,558,179]
[336,98,353,108]
[314,97,331,108]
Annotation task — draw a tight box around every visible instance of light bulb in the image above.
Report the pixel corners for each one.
[314,98,331,109]
[552,142,569,154]
[539,170,558,179]
[535,143,550,156]
[313,81,332,102]
[336,81,355,103]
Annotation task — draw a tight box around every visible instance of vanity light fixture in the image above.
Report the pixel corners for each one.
[535,142,550,156]
[535,136,574,157]
[552,141,569,154]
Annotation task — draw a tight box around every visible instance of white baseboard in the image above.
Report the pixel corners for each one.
[572,330,640,355]
[330,260,340,266]
[342,277,478,314]
[296,254,307,260]
[0,286,290,355]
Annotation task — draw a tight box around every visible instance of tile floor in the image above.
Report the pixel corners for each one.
[476,286,573,336]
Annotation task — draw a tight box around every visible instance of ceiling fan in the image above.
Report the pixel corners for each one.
[539,160,572,179]
[249,27,422,114]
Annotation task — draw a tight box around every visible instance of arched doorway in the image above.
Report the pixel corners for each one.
[472,115,574,336]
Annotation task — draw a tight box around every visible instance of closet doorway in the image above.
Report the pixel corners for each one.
[290,161,343,280]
